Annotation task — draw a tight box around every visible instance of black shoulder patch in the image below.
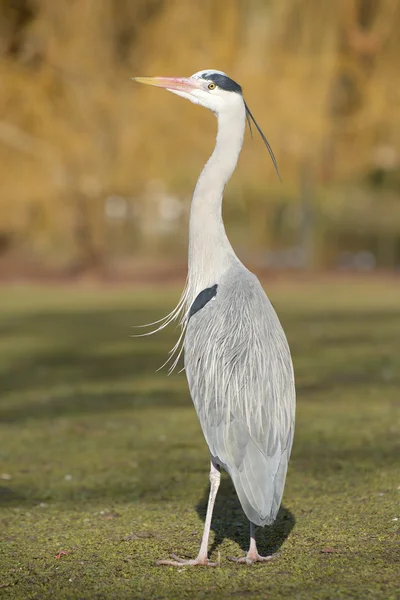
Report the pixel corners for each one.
[189,284,218,320]
[202,73,242,94]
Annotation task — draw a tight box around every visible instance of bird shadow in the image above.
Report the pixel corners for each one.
[196,474,295,558]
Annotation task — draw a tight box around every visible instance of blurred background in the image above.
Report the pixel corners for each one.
[1,0,400,280]
[2,3,400,596]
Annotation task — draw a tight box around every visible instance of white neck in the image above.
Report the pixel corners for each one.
[187,99,246,300]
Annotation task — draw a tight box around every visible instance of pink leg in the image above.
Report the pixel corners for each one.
[228,521,277,565]
[157,461,220,567]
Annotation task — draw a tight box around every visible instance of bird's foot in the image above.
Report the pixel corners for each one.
[228,551,278,565]
[157,553,218,567]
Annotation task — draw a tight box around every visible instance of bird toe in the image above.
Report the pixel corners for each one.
[157,554,218,567]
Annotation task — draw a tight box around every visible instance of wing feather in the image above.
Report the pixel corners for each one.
[184,267,295,526]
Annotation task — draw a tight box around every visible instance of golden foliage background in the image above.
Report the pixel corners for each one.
[0,0,399,272]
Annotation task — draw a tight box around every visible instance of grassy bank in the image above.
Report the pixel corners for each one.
[0,281,399,599]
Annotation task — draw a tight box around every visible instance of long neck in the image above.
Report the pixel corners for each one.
[188,101,246,295]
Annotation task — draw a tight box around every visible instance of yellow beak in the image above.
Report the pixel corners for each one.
[132,76,201,93]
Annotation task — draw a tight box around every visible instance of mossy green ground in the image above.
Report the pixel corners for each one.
[0,281,399,600]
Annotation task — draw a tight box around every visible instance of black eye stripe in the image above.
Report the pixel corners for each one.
[202,73,242,94]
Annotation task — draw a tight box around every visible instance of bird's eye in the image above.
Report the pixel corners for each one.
[208,83,216,90]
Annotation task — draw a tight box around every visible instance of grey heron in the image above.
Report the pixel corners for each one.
[133,70,295,566]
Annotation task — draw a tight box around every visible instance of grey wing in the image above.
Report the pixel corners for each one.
[184,270,295,526]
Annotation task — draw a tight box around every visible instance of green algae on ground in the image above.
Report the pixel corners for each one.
[0,281,399,600]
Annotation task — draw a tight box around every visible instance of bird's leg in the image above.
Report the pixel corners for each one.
[157,461,221,567]
[228,521,276,565]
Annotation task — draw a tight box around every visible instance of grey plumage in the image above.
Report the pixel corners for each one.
[185,264,295,526]
[133,69,296,566]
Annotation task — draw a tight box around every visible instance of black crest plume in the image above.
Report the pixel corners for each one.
[244,100,281,182]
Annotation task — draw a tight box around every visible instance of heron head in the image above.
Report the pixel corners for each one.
[132,69,244,116]
[132,69,281,180]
